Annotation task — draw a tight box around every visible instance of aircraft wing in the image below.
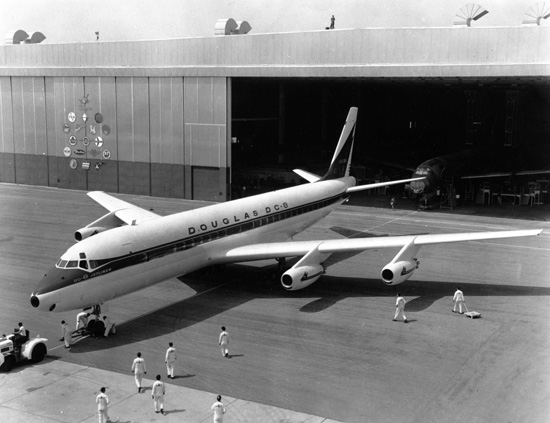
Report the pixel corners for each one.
[87,191,161,225]
[222,229,542,262]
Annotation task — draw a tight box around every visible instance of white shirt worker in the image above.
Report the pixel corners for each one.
[219,327,229,357]
[453,288,465,313]
[131,354,147,393]
[152,377,166,414]
[76,312,88,331]
[103,316,115,337]
[96,389,110,423]
[211,396,226,423]
[165,343,177,378]
[61,321,72,348]
[393,294,408,323]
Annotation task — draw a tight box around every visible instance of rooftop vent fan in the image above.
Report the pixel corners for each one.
[522,2,550,25]
[453,4,489,27]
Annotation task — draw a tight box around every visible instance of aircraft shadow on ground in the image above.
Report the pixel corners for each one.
[70,261,550,353]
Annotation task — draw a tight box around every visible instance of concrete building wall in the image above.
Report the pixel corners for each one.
[0,74,229,200]
[0,27,548,200]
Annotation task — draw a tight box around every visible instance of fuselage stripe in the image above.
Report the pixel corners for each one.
[53,192,349,289]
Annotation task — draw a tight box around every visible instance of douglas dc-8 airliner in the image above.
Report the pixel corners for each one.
[30,107,542,313]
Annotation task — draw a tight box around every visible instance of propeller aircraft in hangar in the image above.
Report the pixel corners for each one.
[30,107,542,314]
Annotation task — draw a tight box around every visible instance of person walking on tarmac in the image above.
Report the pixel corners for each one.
[453,286,465,314]
[219,326,229,358]
[392,293,408,323]
[60,320,72,348]
[152,375,166,415]
[131,352,147,393]
[165,342,177,379]
[211,394,226,422]
[96,387,111,423]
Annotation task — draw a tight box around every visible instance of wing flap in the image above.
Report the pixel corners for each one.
[87,191,160,225]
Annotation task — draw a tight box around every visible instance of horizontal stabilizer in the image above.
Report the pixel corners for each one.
[87,191,161,225]
[293,169,321,183]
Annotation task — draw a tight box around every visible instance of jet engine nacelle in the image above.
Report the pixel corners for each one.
[381,259,419,285]
[75,226,106,242]
[281,264,325,291]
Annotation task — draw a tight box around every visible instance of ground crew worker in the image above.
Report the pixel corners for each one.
[152,374,165,414]
[76,312,89,331]
[60,320,72,348]
[165,342,177,379]
[13,322,28,345]
[211,394,226,422]
[453,286,465,314]
[96,387,111,423]
[219,326,229,357]
[392,293,408,323]
[131,352,147,393]
[102,315,116,337]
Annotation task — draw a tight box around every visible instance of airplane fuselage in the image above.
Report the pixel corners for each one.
[31,178,354,312]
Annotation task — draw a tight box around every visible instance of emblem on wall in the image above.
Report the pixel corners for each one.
[63,94,111,171]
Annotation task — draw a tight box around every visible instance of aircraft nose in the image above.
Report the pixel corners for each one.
[410,179,426,194]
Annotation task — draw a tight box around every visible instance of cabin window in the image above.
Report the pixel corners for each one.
[66,260,78,268]
[79,260,88,270]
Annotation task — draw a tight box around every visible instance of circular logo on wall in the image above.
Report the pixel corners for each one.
[95,136,103,147]
[69,135,77,146]
[83,137,90,146]
[63,123,71,133]
[95,113,103,123]
[68,112,76,123]
[102,150,111,160]
[69,159,78,169]
[63,147,71,157]
[102,125,110,136]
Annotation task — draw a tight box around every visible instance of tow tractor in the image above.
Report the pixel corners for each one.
[0,331,48,372]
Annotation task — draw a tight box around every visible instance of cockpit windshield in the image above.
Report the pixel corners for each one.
[56,258,89,270]
[56,257,111,271]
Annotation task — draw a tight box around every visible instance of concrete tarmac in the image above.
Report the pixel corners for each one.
[1,184,549,422]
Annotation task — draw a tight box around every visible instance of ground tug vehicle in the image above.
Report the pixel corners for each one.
[0,331,48,372]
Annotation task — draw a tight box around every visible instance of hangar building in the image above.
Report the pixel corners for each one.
[0,26,549,202]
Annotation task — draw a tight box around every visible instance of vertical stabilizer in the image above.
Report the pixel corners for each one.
[321,107,357,180]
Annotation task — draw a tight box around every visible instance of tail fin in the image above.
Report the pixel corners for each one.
[321,107,357,180]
